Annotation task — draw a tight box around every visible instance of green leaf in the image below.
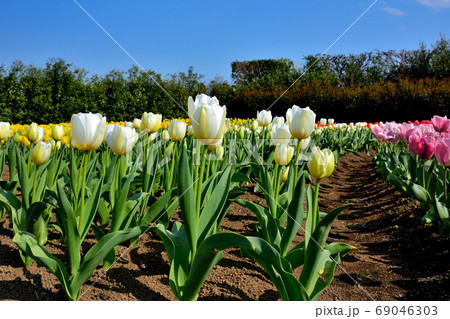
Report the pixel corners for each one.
[184,233,308,301]
[13,231,72,300]
[280,175,306,256]
[70,225,149,300]
[177,146,197,252]
[78,177,104,241]
[140,190,175,226]
[153,222,191,300]
[300,204,349,295]
[198,166,232,242]
[232,198,281,249]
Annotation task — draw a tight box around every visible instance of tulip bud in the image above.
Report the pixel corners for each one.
[52,125,64,141]
[251,120,259,132]
[31,141,52,166]
[239,126,245,139]
[132,118,141,129]
[328,119,335,125]
[105,125,138,155]
[141,112,162,134]
[27,123,45,144]
[281,167,289,183]
[272,116,285,126]
[187,125,195,136]
[307,147,335,179]
[188,94,227,145]
[162,129,170,141]
[13,132,20,143]
[274,144,294,166]
[271,124,291,146]
[257,110,272,127]
[0,122,11,140]
[286,105,316,140]
[320,118,327,126]
[71,113,106,151]
[168,120,186,141]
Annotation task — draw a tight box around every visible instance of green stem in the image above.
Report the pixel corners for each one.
[274,164,282,219]
[422,161,426,189]
[293,139,302,186]
[261,127,265,164]
[31,167,39,204]
[205,151,211,182]
[168,142,177,190]
[27,144,33,178]
[79,152,88,230]
[312,179,321,231]
[444,168,448,204]
[196,146,208,216]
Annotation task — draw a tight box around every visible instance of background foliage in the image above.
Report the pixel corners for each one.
[1,36,448,123]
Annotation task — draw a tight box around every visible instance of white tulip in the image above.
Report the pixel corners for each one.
[104,124,115,143]
[70,112,106,151]
[320,118,327,126]
[272,116,285,126]
[132,118,141,129]
[105,125,138,156]
[274,144,294,166]
[257,110,272,127]
[27,123,45,144]
[168,120,186,141]
[188,94,227,145]
[0,122,10,140]
[124,121,133,128]
[286,105,316,139]
[31,141,52,166]
[328,118,335,125]
[271,124,291,146]
[140,112,162,134]
[52,125,64,141]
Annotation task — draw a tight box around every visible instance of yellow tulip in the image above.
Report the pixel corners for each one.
[307,147,335,179]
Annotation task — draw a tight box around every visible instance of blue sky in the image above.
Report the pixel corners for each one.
[1,0,449,82]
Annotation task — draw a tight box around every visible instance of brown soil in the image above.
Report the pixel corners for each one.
[0,152,449,301]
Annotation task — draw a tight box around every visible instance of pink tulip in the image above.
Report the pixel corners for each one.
[398,123,415,142]
[372,125,383,140]
[409,133,436,160]
[431,115,450,133]
[435,137,450,167]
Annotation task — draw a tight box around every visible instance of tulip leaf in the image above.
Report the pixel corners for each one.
[153,222,191,300]
[13,231,72,300]
[198,166,232,243]
[183,233,308,301]
[70,225,149,300]
[232,198,281,249]
[280,175,306,256]
[177,146,197,252]
[300,204,349,295]
[79,177,104,242]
